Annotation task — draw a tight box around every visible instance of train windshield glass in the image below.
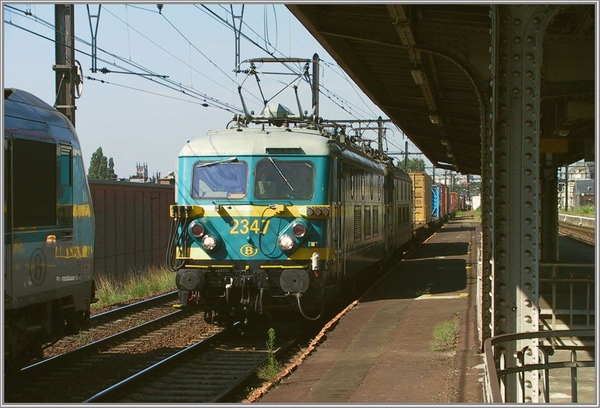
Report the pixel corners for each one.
[192,161,248,199]
[254,159,314,200]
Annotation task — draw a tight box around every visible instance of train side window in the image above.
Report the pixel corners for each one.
[12,138,56,228]
[373,207,379,237]
[361,173,365,199]
[403,181,406,201]
[57,145,73,229]
[364,206,371,239]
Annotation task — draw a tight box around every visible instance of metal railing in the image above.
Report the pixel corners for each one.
[483,329,595,403]
[540,263,595,334]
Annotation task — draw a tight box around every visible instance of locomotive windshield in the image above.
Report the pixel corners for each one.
[192,160,248,199]
[254,159,314,200]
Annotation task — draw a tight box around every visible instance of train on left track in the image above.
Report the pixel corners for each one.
[166,56,465,325]
[4,88,96,370]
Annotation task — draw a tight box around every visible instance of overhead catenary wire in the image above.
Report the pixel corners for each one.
[4,6,243,114]
[6,3,414,152]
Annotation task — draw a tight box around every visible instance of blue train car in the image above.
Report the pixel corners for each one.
[4,89,96,369]
[432,184,442,220]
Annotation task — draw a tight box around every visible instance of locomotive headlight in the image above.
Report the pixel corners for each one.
[291,222,307,238]
[201,234,218,251]
[321,207,330,217]
[189,221,205,238]
[278,234,295,251]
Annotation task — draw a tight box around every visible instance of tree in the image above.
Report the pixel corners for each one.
[107,158,117,179]
[401,157,426,173]
[88,147,117,179]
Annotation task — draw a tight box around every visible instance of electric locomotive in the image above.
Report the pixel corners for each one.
[4,88,96,370]
[167,56,413,324]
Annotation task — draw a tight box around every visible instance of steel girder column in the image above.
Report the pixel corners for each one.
[541,168,559,262]
[490,5,561,402]
[480,84,494,349]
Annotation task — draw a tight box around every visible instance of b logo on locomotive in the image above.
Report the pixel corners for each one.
[29,248,47,286]
[239,244,259,257]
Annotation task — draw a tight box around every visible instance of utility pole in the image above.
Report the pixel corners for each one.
[311,53,319,120]
[54,4,76,126]
[564,165,569,211]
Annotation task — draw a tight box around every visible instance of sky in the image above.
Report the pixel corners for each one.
[3,2,431,179]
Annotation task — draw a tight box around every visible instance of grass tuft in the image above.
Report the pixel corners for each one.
[565,205,595,216]
[431,319,458,351]
[92,265,176,311]
[256,327,283,382]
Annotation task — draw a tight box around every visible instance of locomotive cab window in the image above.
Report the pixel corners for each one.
[254,159,314,200]
[192,160,248,199]
[11,138,57,228]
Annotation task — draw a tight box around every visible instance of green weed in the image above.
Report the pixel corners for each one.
[256,327,283,382]
[431,319,458,351]
[565,205,595,216]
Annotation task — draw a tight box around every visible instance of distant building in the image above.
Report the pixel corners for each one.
[472,195,481,210]
[129,162,148,183]
[159,171,176,185]
[559,161,595,209]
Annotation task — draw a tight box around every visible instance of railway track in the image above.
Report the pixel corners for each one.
[85,320,304,403]
[5,222,439,403]
[39,290,179,360]
[559,221,595,246]
[4,305,221,402]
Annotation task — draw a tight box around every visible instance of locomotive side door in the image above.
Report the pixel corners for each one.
[9,137,61,303]
[4,137,13,299]
[335,159,345,278]
[383,173,394,257]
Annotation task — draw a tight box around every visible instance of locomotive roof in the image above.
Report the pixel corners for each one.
[4,88,79,145]
[181,126,328,156]
[180,125,390,172]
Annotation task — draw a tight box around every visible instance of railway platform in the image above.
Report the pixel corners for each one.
[250,214,596,404]
[252,213,485,404]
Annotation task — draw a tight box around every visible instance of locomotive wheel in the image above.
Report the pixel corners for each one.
[5,340,44,374]
[203,310,215,324]
[215,311,235,328]
[64,308,81,335]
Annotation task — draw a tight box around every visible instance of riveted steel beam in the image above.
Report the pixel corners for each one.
[490,4,562,402]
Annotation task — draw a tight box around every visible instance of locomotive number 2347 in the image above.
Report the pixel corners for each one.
[230,219,271,235]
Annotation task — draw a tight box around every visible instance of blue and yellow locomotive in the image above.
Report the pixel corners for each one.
[4,89,96,369]
[167,57,414,323]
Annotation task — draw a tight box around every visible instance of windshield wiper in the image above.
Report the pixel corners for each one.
[269,157,294,191]
[197,157,238,168]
